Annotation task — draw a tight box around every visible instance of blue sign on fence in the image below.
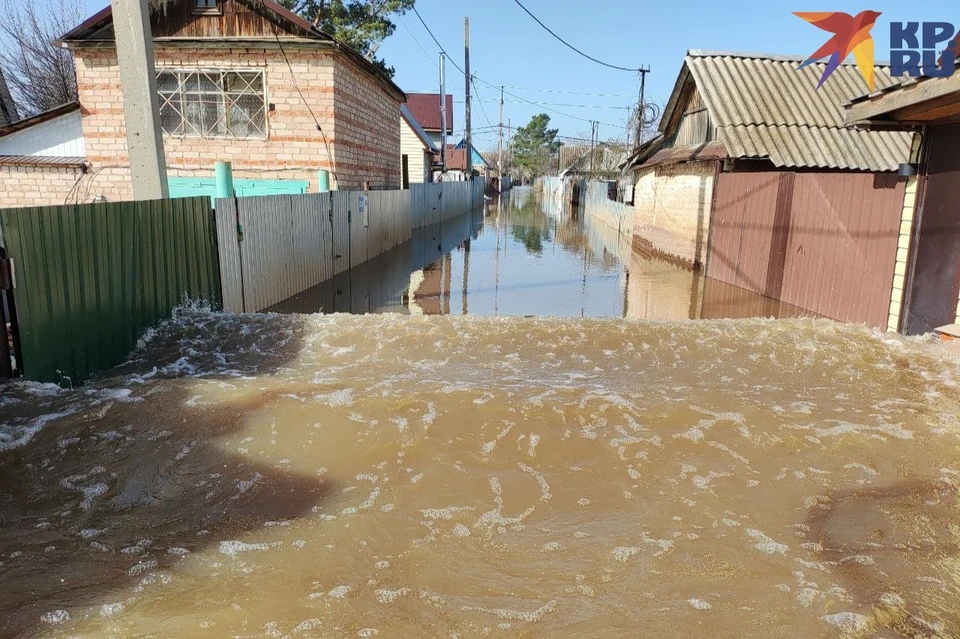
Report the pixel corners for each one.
[358,195,367,213]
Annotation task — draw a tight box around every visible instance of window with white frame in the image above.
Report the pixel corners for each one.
[157,69,267,139]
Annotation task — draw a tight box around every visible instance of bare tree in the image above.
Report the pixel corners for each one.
[0,0,84,117]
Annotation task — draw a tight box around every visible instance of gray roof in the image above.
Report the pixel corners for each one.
[673,50,913,171]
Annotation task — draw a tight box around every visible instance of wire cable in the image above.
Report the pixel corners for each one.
[264,2,340,188]
[396,16,463,90]
[511,0,644,72]
[411,6,628,132]
[471,75,496,131]
[411,5,466,76]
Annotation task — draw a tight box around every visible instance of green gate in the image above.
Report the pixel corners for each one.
[0,197,222,384]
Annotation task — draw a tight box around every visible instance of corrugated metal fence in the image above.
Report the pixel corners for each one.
[217,181,483,313]
[582,181,635,241]
[0,197,221,383]
[541,177,635,266]
[708,171,904,328]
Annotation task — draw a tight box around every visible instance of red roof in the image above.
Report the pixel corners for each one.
[406,93,453,134]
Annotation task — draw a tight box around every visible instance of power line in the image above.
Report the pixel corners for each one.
[498,85,635,98]
[263,3,339,188]
[396,16,463,91]
[411,5,466,75]
[460,97,632,110]
[511,0,645,72]
[471,75,496,132]
[410,6,627,132]
[472,74,624,130]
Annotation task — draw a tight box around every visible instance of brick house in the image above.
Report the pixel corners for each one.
[624,50,916,329]
[0,0,405,206]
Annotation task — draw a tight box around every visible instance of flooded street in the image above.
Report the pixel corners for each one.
[271,187,817,323]
[3,309,960,637]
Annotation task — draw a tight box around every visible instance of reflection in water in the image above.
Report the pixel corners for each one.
[271,187,817,322]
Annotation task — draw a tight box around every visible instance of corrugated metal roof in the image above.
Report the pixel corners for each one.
[682,51,913,171]
[720,124,912,171]
[639,141,727,169]
[0,155,86,168]
[405,93,454,133]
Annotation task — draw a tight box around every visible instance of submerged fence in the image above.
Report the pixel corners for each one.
[217,181,483,313]
[0,198,221,384]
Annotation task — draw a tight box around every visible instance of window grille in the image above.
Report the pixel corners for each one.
[157,69,267,139]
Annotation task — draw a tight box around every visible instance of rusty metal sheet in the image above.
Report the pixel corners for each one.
[903,123,960,335]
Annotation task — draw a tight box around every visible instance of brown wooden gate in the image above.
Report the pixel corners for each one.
[707,170,904,327]
[903,123,960,335]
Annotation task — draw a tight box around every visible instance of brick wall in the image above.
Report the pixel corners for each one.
[0,165,86,208]
[72,44,401,201]
[331,56,401,190]
[632,161,716,268]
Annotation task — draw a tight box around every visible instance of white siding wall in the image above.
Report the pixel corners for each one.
[400,118,430,184]
[0,111,85,157]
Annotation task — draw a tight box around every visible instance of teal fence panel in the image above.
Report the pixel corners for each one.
[0,197,221,384]
[169,177,309,203]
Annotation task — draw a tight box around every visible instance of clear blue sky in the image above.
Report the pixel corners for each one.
[84,0,949,148]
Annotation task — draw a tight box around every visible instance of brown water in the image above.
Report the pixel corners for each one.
[3,311,960,638]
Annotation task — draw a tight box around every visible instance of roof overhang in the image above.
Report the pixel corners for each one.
[0,155,87,168]
[634,140,727,170]
[0,101,80,139]
[845,70,960,127]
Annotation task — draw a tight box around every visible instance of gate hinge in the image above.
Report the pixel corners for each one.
[0,258,14,290]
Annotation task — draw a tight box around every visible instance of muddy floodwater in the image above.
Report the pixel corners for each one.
[3,311,960,638]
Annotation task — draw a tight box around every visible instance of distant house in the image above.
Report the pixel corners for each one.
[624,50,914,329]
[405,93,454,149]
[400,104,437,187]
[0,0,407,208]
[437,139,487,181]
[845,61,960,334]
[559,143,629,181]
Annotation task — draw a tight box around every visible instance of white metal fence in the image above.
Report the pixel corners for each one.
[582,181,635,240]
[216,181,484,313]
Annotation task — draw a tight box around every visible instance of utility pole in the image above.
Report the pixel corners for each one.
[634,66,651,150]
[439,53,447,178]
[507,118,512,182]
[112,0,168,199]
[464,17,472,178]
[589,121,597,177]
[498,86,504,182]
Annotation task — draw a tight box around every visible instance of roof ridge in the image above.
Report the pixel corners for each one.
[687,49,892,68]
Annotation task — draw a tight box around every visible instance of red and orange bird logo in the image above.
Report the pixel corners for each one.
[794,11,882,90]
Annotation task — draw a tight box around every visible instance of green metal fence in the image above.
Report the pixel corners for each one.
[0,197,222,384]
